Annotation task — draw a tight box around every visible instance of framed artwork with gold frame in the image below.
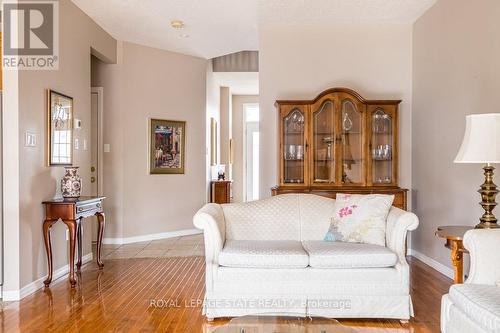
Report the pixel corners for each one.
[149,119,186,174]
[47,89,74,166]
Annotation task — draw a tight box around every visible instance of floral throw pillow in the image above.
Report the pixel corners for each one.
[324,193,395,246]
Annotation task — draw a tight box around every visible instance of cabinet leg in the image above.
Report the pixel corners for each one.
[43,219,56,287]
[96,212,105,268]
[76,218,83,270]
[63,220,78,287]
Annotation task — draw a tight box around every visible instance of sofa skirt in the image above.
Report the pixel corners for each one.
[203,293,413,320]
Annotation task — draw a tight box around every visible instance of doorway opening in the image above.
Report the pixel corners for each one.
[243,103,259,201]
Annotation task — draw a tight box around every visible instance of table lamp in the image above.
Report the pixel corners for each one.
[455,113,500,228]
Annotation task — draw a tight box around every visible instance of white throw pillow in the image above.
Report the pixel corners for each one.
[324,193,395,246]
[496,281,500,287]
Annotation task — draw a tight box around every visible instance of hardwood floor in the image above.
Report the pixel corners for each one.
[0,256,451,332]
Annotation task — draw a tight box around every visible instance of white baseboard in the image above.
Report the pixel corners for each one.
[102,228,202,245]
[2,253,94,301]
[408,248,454,280]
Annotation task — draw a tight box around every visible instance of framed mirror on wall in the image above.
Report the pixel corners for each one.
[47,90,73,166]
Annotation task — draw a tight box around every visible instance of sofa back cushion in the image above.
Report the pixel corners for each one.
[298,194,337,241]
[223,194,301,240]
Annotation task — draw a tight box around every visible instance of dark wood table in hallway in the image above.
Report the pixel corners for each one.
[42,196,106,287]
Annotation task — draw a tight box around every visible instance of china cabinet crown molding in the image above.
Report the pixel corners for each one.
[275,87,402,106]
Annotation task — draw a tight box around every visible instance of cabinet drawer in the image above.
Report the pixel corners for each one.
[76,201,102,216]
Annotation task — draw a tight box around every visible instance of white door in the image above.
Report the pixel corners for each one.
[244,104,259,201]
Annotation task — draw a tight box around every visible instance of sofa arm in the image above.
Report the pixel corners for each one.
[386,207,419,261]
[464,229,500,285]
[193,203,226,264]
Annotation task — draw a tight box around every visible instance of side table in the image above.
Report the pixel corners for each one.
[435,225,473,283]
[42,196,106,287]
[210,180,232,204]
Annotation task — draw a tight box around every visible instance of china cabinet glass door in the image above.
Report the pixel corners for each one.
[371,108,394,185]
[283,108,305,184]
[340,99,364,185]
[312,100,336,184]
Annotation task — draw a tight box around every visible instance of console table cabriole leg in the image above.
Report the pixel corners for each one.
[63,219,78,287]
[43,219,57,287]
[96,212,105,268]
[76,217,83,270]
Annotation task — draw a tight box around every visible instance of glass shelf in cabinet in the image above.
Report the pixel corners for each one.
[284,179,304,184]
[373,179,393,185]
[314,179,334,183]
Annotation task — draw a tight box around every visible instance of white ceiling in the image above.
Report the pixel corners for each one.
[214,72,259,95]
[72,0,436,59]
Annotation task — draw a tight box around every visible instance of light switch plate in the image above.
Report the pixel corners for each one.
[25,131,37,147]
[83,139,88,151]
[104,144,111,153]
[74,118,82,129]
[74,138,79,150]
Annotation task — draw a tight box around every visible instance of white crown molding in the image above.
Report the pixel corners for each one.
[408,249,454,280]
[102,228,202,245]
[2,253,93,301]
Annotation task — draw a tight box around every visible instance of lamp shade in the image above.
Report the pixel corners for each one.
[455,113,500,163]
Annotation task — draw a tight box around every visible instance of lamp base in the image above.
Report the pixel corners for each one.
[475,222,500,229]
[476,165,500,229]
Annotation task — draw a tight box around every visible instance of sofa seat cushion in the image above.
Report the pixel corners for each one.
[302,241,398,268]
[449,284,500,331]
[219,240,309,268]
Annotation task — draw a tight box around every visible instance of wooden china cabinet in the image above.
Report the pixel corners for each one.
[271,88,408,210]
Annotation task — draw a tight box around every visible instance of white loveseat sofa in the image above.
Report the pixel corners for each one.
[193,194,419,320]
[441,229,500,333]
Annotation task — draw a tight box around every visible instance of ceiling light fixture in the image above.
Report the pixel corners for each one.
[170,20,185,29]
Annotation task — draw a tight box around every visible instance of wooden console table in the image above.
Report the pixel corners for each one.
[42,196,106,287]
[435,225,473,284]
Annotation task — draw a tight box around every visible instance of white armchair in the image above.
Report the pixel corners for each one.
[441,229,500,333]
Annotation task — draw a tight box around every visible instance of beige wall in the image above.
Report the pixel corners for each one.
[92,42,207,240]
[205,62,221,196]
[258,24,413,199]
[232,95,259,202]
[411,0,500,267]
[12,0,117,289]
[220,87,231,166]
